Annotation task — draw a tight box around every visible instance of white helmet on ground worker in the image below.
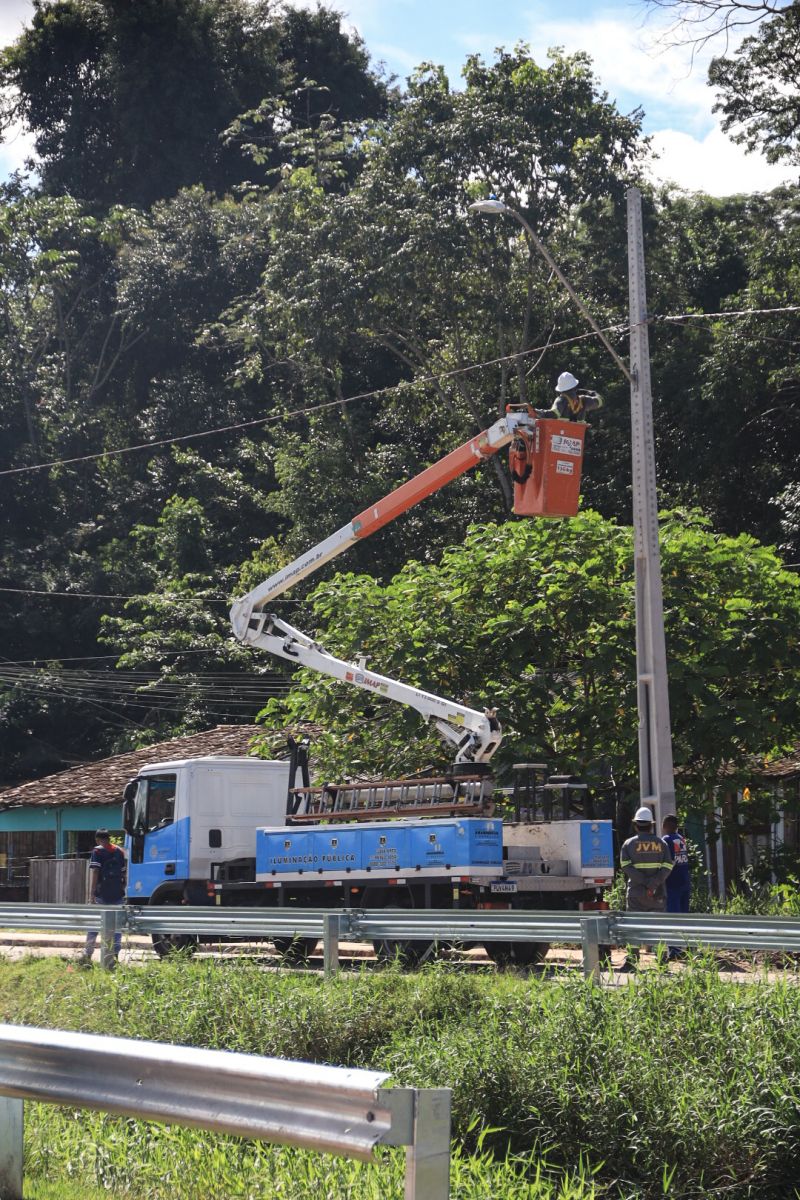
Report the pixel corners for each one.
[634,806,653,824]
[555,371,579,393]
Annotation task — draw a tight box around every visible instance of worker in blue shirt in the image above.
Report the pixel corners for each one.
[81,829,126,965]
[662,814,691,961]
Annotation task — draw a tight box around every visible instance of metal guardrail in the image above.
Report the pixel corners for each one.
[615,911,800,952]
[0,1024,450,1200]
[1,903,800,979]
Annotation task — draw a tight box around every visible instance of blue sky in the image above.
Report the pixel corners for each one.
[1,0,796,195]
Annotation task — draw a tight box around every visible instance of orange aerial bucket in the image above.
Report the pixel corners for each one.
[510,418,586,518]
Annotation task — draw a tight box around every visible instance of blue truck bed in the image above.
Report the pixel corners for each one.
[256,817,504,881]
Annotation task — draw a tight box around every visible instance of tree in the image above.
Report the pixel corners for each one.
[642,1,793,47]
[0,0,388,210]
[222,45,645,577]
[258,510,800,817]
[642,1,800,163]
[709,3,800,164]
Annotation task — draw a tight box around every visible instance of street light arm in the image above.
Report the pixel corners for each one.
[469,201,632,385]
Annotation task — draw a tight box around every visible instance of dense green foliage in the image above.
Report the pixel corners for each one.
[0,0,388,208]
[260,511,800,808]
[7,957,800,1198]
[0,0,798,794]
[707,2,800,165]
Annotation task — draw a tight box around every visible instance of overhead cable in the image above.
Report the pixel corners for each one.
[0,325,626,480]
[0,586,296,604]
[2,301,797,483]
[657,304,800,322]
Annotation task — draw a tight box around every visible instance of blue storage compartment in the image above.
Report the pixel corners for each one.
[361,824,410,872]
[408,819,503,870]
[579,821,614,870]
[257,817,504,877]
[257,828,315,875]
[314,827,361,873]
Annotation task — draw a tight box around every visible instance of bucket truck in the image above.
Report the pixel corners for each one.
[124,408,613,964]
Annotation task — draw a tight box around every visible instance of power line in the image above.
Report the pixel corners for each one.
[2,301,796,484]
[0,647,263,666]
[0,665,291,720]
[0,667,290,696]
[0,586,298,604]
[658,304,800,322]
[0,586,228,603]
[0,325,625,481]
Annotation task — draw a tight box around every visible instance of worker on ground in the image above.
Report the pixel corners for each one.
[618,806,673,971]
[541,372,603,422]
[662,814,691,960]
[80,829,126,966]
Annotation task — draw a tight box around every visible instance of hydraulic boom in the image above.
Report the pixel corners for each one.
[229,408,539,764]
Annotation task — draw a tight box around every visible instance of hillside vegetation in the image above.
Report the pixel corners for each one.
[0,0,798,823]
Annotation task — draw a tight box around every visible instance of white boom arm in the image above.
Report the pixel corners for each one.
[243,613,502,764]
[230,409,537,764]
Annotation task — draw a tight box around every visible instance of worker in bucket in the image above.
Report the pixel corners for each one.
[546,372,603,422]
[618,805,673,971]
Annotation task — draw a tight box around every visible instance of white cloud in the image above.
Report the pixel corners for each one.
[0,120,36,179]
[458,6,789,196]
[0,1,36,178]
[523,9,722,133]
[372,42,420,73]
[0,0,31,49]
[648,124,797,196]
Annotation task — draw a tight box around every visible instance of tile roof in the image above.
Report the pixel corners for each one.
[760,745,800,780]
[0,725,265,810]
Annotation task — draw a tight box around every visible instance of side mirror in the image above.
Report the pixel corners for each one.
[122,795,136,836]
[123,779,137,803]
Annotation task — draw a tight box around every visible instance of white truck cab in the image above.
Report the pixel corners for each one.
[124,756,289,904]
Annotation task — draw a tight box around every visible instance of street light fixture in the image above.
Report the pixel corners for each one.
[468,199,631,384]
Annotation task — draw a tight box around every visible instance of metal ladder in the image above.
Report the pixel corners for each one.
[287,774,493,823]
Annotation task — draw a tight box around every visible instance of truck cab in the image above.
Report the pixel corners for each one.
[124,756,290,905]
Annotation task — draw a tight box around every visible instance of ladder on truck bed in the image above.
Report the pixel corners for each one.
[287,774,493,823]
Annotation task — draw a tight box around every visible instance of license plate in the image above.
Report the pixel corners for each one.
[490,881,518,894]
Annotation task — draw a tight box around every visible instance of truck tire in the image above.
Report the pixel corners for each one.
[151,932,197,959]
[372,938,436,968]
[485,941,549,967]
[272,936,319,965]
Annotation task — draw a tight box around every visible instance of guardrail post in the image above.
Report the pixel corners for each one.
[404,1088,450,1199]
[323,913,340,977]
[100,908,118,970]
[580,915,611,982]
[0,1097,23,1200]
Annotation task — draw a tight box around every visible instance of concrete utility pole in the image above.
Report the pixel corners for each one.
[627,186,675,829]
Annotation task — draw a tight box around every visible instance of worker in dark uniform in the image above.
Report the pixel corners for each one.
[662,814,691,960]
[540,371,603,422]
[619,805,673,971]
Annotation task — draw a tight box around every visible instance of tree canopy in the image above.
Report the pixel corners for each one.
[257,511,800,812]
[0,2,799,806]
[0,0,388,209]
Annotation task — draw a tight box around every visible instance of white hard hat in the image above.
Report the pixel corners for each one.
[555,371,579,393]
[634,806,653,824]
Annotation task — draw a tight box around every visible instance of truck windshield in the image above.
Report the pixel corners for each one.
[134,775,177,833]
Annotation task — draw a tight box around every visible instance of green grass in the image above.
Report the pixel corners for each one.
[5,954,800,1199]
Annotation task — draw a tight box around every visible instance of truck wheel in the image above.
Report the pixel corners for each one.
[485,941,549,967]
[372,939,436,968]
[151,932,197,959]
[272,936,319,965]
